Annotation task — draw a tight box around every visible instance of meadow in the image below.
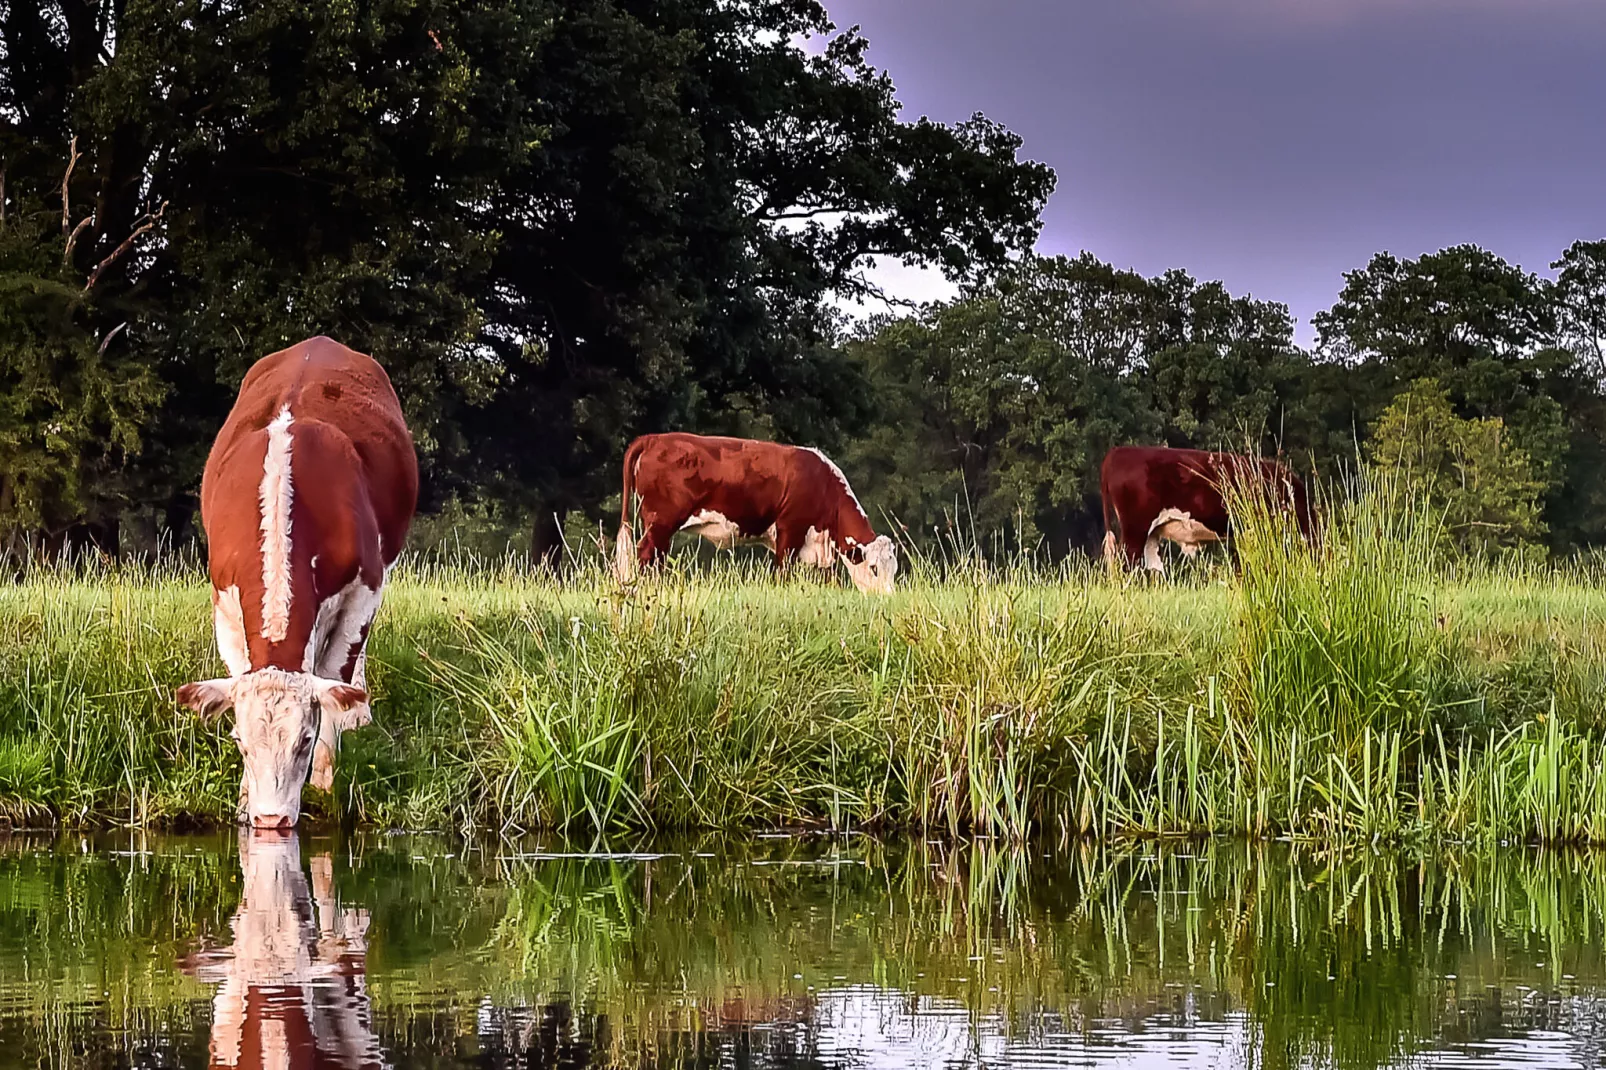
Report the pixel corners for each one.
[2,482,1606,842]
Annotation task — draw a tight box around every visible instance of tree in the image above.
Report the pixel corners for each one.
[1140,270,1327,464]
[1554,239,1606,385]
[1313,245,1589,547]
[461,0,1056,554]
[3,0,546,548]
[1367,379,1544,555]
[0,0,1053,554]
[0,154,162,552]
[844,256,1161,554]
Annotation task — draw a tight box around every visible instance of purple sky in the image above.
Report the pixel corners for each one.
[820,0,1606,345]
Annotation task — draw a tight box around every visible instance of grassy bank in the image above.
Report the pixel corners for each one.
[3,516,1606,842]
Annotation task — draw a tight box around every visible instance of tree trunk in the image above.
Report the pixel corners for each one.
[530,507,564,572]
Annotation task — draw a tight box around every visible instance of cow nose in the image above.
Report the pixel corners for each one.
[252,813,294,830]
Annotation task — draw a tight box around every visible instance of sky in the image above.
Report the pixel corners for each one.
[819,0,1606,345]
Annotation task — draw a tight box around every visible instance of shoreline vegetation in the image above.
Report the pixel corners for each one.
[2,476,1606,842]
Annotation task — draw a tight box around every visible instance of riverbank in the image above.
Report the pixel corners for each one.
[2,535,1604,840]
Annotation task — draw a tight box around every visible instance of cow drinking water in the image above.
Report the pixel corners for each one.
[612,432,898,593]
[176,337,418,828]
[1099,445,1312,574]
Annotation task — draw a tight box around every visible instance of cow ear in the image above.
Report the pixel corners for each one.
[317,681,370,731]
[176,678,235,719]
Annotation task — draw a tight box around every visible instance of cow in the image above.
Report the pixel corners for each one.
[182,830,382,1069]
[1099,445,1313,574]
[612,432,898,594]
[176,336,418,828]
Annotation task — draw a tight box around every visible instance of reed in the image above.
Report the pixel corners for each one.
[1,503,1606,839]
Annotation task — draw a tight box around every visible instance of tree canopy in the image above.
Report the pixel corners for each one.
[2,3,1604,565]
[0,0,1053,552]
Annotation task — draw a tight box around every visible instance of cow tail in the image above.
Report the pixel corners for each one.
[1099,463,1119,568]
[614,436,648,583]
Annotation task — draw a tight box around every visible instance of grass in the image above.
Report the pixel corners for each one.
[2,482,1606,840]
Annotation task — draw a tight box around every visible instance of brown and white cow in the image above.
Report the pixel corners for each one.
[1099,445,1313,573]
[612,432,898,593]
[181,830,382,1069]
[177,337,417,828]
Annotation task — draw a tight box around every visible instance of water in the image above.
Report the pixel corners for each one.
[3,833,1606,1069]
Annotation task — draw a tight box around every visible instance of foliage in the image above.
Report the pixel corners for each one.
[1367,379,1546,553]
[1554,239,1606,384]
[0,182,162,548]
[843,254,1328,555]
[0,0,1053,554]
[1312,245,1593,544]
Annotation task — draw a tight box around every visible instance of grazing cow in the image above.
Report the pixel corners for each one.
[176,337,418,828]
[612,432,898,593]
[182,830,382,1069]
[1099,445,1312,573]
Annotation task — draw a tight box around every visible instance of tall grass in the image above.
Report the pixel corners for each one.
[3,492,1606,839]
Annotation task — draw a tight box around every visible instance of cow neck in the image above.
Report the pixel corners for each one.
[829,500,878,554]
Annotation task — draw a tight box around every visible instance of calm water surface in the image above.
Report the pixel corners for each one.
[2,831,1606,1068]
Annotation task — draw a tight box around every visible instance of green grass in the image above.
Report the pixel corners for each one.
[2,499,1606,840]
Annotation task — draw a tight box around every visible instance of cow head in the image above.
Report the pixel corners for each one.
[176,668,368,828]
[843,534,899,594]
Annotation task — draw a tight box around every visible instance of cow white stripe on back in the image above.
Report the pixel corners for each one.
[259,405,295,642]
[803,447,867,520]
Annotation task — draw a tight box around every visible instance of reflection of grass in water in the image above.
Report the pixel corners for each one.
[4,540,1606,841]
[10,836,1606,1067]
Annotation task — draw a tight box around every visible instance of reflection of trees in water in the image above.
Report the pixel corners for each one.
[13,837,1606,1068]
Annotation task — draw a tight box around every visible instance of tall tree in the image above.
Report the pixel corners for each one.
[1554,240,1606,384]
[1141,270,1326,466]
[844,256,1160,554]
[0,0,1052,554]
[2,0,546,548]
[1312,245,1597,548]
[463,0,1056,553]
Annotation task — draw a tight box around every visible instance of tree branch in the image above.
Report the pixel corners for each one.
[64,214,94,267]
[84,200,166,293]
[61,135,81,234]
[97,322,128,355]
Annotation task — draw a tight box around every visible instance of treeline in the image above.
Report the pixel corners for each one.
[0,0,1051,557]
[2,2,1604,563]
[842,243,1606,558]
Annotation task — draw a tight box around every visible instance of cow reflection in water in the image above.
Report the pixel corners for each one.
[183,831,381,1069]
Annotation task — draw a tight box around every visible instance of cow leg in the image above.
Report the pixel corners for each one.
[312,646,370,792]
[636,516,681,569]
[1121,526,1148,571]
[310,582,383,793]
[770,525,805,580]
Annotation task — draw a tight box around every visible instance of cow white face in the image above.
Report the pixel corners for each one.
[844,535,899,594]
[177,668,368,828]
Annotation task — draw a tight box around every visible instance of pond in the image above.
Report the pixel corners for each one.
[2,832,1605,1069]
